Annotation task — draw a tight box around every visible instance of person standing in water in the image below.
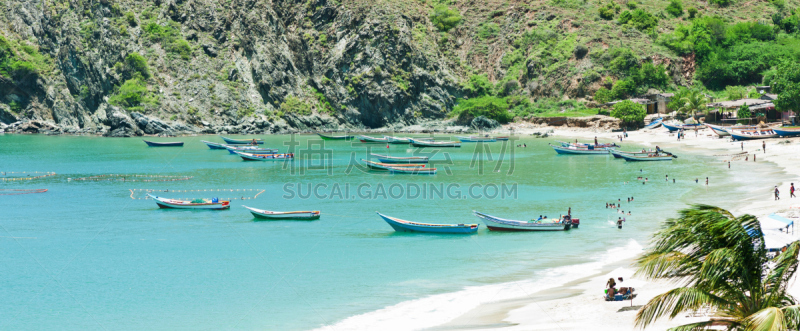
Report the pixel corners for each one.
[706,177,709,185]
[617,217,624,229]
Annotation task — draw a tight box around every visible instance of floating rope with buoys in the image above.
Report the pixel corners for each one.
[129,188,265,200]
[0,189,48,195]
[70,174,193,182]
[0,172,56,181]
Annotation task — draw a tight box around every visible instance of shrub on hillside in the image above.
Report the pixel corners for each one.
[665,0,683,17]
[687,7,698,18]
[124,53,150,79]
[618,9,658,32]
[430,5,461,32]
[462,74,494,97]
[598,1,620,20]
[280,96,312,116]
[109,78,148,108]
[709,0,732,6]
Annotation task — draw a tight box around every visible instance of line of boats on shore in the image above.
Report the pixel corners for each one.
[317,132,510,146]
[550,141,676,161]
[657,120,800,140]
[147,193,578,233]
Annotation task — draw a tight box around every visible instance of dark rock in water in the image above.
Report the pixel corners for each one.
[471,116,500,130]
[131,112,177,135]
[104,107,142,137]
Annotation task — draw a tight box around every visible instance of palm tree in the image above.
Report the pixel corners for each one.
[635,205,800,330]
[676,90,709,122]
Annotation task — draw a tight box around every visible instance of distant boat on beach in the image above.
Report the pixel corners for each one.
[473,211,572,231]
[377,212,478,234]
[143,140,184,147]
[773,127,800,137]
[148,194,230,210]
[728,128,779,140]
[244,206,320,220]
[409,138,461,148]
[644,118,663,129]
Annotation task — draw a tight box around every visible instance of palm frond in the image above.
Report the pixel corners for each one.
[635,287,730,329]
[744,307,785,331]
[667,320,718,331]
[779,305,800,329]
[765,242,800,305]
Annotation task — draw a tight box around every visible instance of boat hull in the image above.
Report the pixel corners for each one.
[457,136,497,143]
[317,133,355,140]
[705,124,731,136]
[221,136,264,145]
[244,206,320,220]
[201,140,227,149]
[358,135,389,143]
[149,194,230,210]
[773,128,800,137]
[619,154,673,161]
[144,140,184,147]
[386,136,411,144]
[474,211,570,231]
[662,122,705,132]
[551,144,609,155]
[729,129,779,140]
[409,139,461,148]
[237,152,294,161]
[377,212,478,234]
[644,118,663,129]
[388,167,436,175]
[371,153,429,163]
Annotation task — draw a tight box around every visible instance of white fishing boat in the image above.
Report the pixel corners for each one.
[148,194,230,210]
[243,206,320,220]
[473,211,572,231]
[385,136,412,144]
[728,128,779,140]
[550,144,609,155]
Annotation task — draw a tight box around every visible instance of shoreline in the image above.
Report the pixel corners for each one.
[433,125,800,330]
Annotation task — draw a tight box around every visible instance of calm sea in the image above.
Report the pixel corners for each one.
[0,134,776,330]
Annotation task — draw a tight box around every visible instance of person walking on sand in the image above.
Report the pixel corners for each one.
[775,186,780,200]
[791,183,796,198]
[763,141,766,153]
[741,142,744,151]
[594,136,598,146]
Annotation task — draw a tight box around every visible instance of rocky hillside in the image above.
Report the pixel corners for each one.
[0,0,792,135]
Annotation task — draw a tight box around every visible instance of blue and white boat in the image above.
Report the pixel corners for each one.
[644,117,663,129]
[370,153,429,163]
[662,121,705,132]
[728,128,779,140]
[377,212,478,234]
[550,144,609,155]
[224,145,279,154]
[456,136,497,143]
[221,136,264,145]
[473,211,572,231]
[773,127,800,137]
[201,140,228,149]
[705,123,731,136]
[143,140,183,147]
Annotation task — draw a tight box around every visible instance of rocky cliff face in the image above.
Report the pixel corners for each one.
[2,0,738,135]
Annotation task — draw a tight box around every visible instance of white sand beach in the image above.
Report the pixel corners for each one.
[436,124,800,331]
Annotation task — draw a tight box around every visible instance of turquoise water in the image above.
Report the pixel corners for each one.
[0,134,751,330]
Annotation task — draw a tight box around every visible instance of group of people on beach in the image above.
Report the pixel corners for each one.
[605,277,634,301]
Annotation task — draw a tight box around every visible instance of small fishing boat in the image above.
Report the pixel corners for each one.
[473,211,572,231]
[225,145,279,154]
[377,212,478,234]
[705,123,732,136]
[559,141,618,149]
[457,136,497,143]
[494,136,510,141]
[388,166,437,175]
[220,136,264,145]
[610,149,673,159]
[550,144,609,155]
[317,133,355,140]
[358,135,389,143]
[370,153,429,164]
[363,160,426,171]
[201,140,228,149]
[243,206,320,220]
[148,194,230,210]
[619,153,674,162]
[773,127,800,137]
[728,128,779,140]
[409,138,461,148]
[236,152,295,161]
[385,136,412,144]
[644,118,663,129]
[143,140,184,147]
[662,121,705,132]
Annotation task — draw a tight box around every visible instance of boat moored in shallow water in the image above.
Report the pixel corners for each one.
[143,140,184,147]
[409,139,461,148]
[148,194,230,210]
[377,212,478,234]
[221,136,264,145]
[473,211,573,231]
[550,144,609,155]
[236,152,295,161]
[317,133,355,140]
[370,154,429,163]
[244,206,320,220]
